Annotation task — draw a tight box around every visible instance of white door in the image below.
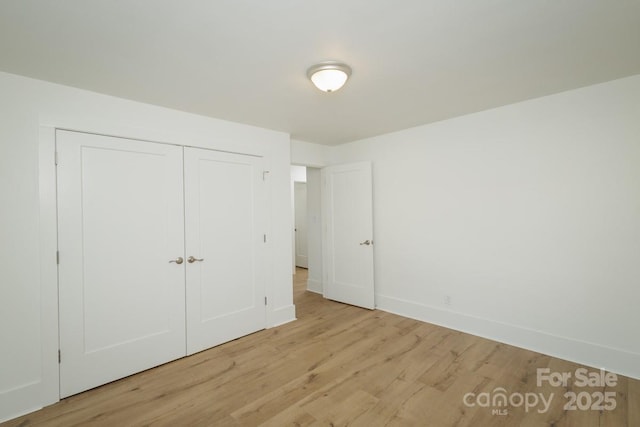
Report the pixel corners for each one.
[184,148,266,355]
[322,162,375,309]
[294,181,308,268]
[57,131,186,398]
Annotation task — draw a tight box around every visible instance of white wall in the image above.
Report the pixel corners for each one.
[0,71,294,422]
[291,138,330,167]
[331,75,640,379]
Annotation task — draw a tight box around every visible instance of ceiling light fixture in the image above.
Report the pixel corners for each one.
[307,62,352,93]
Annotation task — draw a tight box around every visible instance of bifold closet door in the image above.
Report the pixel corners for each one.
[57,130,186,398]
[184,147,267,355]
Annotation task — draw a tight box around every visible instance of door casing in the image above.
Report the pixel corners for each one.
[36,125,280,408]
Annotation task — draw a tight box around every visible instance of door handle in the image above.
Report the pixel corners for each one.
[188,256,204,263]
[359,240,372,246]
[169,257,184,264]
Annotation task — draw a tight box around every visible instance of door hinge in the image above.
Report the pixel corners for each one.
[263,234,267,243]
[54,151,58,165]
[58,350,61,364]
[56,251,60,265]
[264,296,268,306]
[262,171,270,181]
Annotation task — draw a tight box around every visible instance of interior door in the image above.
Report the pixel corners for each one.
[57,130,186,398]
[294,181,308,268]
[322,162,375,309]
[184,147,266,355]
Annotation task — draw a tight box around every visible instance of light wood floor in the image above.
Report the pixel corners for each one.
[4,268,638,426]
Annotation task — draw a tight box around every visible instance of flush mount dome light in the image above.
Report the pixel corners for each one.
[307,62,352,92]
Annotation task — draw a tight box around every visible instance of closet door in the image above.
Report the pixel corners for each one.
[184,147,266,355]
[57,131,186,397]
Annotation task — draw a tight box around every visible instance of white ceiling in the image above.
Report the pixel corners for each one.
[1,1,639,145]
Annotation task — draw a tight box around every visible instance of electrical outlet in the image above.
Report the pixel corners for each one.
[444,295,452,306]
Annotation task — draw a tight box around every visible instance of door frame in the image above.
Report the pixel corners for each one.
[38,124,292,408]
[37,126,61,408]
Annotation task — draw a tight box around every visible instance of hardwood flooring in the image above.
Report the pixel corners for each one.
[4,268,638,426]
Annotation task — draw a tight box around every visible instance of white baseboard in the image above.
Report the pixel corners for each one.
[307,278,323,294]
[376,294,640,380]
[267,304,296,328]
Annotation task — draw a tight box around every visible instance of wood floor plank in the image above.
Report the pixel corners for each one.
[3,268,638,427]
[629,377,640,427]
[349,378,426,426]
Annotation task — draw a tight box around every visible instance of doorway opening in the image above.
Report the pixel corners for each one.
[290,162,375,311]
[292,166,308,269]
[291,166,323,306]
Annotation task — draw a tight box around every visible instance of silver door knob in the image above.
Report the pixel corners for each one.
[359,240,372,246]
[169,257,184,264]
[188,256,204,263]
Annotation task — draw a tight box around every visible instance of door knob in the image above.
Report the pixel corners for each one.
[169,257,184,264]
[359,240,372,246]
[188,256,204,263]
